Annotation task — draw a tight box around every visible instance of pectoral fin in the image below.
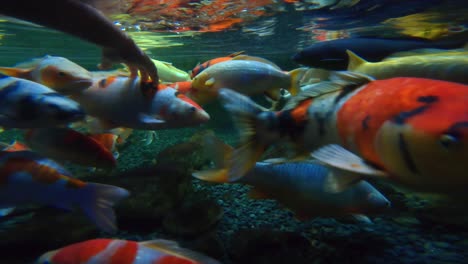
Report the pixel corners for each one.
[311,144,387,193]
[138,113,166,124]
[0,207,15,217]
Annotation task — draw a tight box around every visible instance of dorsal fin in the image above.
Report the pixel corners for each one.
[283,70,373,110]
[232,54,281,69]
[346,49,368,70]
[283,82,343,110]
[329,71,375,86]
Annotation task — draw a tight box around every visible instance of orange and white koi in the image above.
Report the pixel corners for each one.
[219,72,468,195]
[69,75,210,130]
[37,238,221,264]
[0,151,129,233]
[24,128,117,168]
[0,55,92,94]
[0,140,29,152]
[190,51,244,78]
[88,133,120,159]
[0,76,85,128]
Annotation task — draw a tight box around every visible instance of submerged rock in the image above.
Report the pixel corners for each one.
[154,130,215,170]
[162,197,223,237]
[83,161,193,231]
[229,228,312,264]
[0,207,98,263]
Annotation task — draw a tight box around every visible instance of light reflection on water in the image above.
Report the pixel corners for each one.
[0,0,466,71]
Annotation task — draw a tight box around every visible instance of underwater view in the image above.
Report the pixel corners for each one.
[0,0,467,263]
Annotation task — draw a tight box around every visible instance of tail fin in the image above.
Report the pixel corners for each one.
[346,50,368,71]
[192,135,233,183]
[0,67,30,79]
[78,183,129,233]
[218,88,271,181]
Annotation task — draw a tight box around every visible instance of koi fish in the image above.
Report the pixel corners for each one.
[24,128,117,168]
[151,59,190,83]
[347,50,468,84]
[160,81,193,95]
[190,51,244,78]
[0,76,85,128]
[37,238,221,264]
[88,133,120,159]
[69,75,209,130]
[0,55,92,94]
[218,72,468,195]
[0,140,29,152]
[191,59,305,105]
[293,37,467,70]
[193,136,390,220]
[0,150,129,233]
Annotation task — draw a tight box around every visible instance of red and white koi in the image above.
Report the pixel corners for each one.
[37,238,221,264]
[69,75,210,130]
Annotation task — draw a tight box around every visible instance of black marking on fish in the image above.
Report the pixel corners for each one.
[98,78,107,88]
[417,95,438,103]
[314,112,326,137]
[362,115,371,130]
[393,105,431,125]
[277,110,305,139]
[398,133,419,174]
[393,95,439,124]
[445,121,468,140]
[334,84,360,105]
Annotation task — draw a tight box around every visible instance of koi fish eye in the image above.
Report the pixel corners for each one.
[57,71,67,77]
[439,134,459,149]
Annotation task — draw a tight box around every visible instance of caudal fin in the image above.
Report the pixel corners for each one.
[192,135,233,183]
[218,88,270,181]
[78,183,129,233]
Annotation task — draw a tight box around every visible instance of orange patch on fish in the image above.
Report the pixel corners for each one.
[110,241,138,264]
[336,78,468,167]
[0,157,81,187]
[176,92,203,110]
[51,239,112,263]
[290,99,313,124]
[89,133,118,152]
[99,76,118,89]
